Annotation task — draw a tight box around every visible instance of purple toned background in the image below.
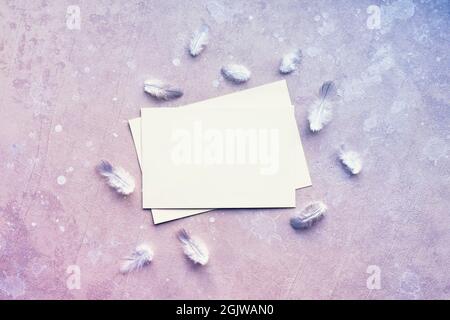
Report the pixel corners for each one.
[0,0,449,300]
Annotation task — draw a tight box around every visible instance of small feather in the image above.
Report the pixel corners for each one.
[319,80,337,99]
[290,201,327,230]
[307,81,337,132]
[279,49,302,74]
[339,148,362,175]
[307,99,333,132]
[120,244,153,274]
[177,229,209,266]
[144,79,183,100]
[189,24,209,57]
[97,160,135,195]
[221,64,251,83]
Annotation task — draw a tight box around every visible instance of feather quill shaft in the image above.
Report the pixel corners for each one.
[120,244,153,274]
[290,201,326,229]
[97,160,135,195]
[144,79,183,100]
[189,24,209,57]
[177,229,209,266]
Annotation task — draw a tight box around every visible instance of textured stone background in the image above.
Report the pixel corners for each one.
[0,0,449,299]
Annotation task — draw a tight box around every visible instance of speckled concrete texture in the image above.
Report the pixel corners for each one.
[0,0,449,300]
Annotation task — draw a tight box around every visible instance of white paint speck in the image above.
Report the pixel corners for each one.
[54,124,63,132]
[314,15,321,22]
[248,15,254,21]
[112,133,118,138]
[126,60,136,70]
[172,58,181,66]
[83,67,90,73]
[212,79,220,88]
[112,97,118,102]
[57,175,66,185]
[31,222,37,227]
[209,217,216,223]
[59,225,65,233]
[66,166,74,173]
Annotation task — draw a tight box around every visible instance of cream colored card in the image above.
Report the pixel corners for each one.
[129,118,210,222]
[141,106,296,208]
[129,118,142,167]
[129,80,311,223]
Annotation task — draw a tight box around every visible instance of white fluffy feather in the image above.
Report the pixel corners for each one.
[189,24,209,57]
[221,64,251,83]
[177,229,209,266]
[339,149,362,175]
[307,81,337,132]
[97,160,135,195]
[120,244,154,274]
[307,99,333,132]
[144,79,183,100]
[279,49,302,74]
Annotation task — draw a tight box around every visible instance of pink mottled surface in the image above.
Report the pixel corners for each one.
[0,0,449,299]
